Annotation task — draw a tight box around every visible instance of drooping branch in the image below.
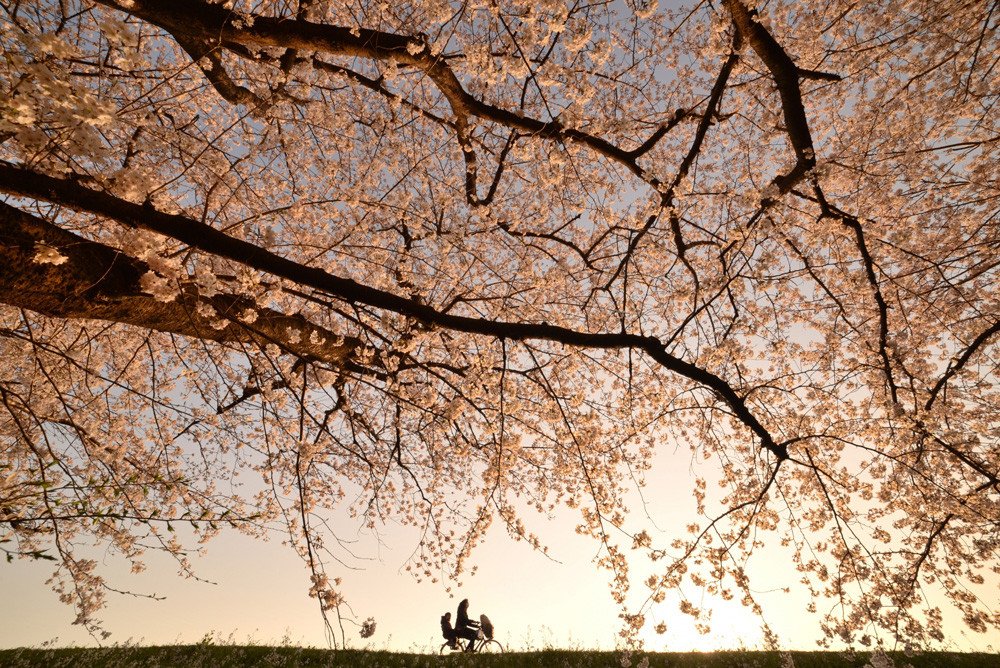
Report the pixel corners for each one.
[926,318,1000,409]
[813,196,899,405]
[920,428,999,489]
[906,514,952,593]
[606,29,742,288]
[0,161,788,461]
[310,59,453,128]
[723,0,903,405]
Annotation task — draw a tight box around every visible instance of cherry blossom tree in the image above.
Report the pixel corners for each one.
[1,0,997,648]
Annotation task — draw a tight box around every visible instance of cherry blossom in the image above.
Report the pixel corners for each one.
[0,0,997,649]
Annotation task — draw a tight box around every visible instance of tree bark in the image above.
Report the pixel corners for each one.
[0,200,359,366]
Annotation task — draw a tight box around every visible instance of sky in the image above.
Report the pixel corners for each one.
[2,0,999,657]
[3,440,998,654]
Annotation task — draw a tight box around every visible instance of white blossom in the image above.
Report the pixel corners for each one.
[32,243,68,265]
[139,271,176,302]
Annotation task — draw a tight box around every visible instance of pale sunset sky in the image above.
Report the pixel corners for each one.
[2,440,997,653]
[1,0,998,655]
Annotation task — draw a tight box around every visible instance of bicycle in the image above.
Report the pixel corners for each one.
[439,614,504,654]
[439,633,504,655]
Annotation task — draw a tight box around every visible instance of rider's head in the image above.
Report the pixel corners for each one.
[458,599,469,614]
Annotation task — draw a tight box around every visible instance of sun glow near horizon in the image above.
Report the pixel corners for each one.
[4,437,997,654]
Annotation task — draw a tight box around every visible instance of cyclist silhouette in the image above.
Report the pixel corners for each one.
[438,603,503,654]
[455,598,480,652]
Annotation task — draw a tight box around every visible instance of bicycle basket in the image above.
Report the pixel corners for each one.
[479,614,494,640]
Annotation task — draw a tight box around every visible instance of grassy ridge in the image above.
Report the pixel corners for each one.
[0,647,996,668]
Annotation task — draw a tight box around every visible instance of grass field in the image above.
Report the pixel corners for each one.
[0,647,996,668]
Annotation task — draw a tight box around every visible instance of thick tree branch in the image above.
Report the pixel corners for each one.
[723,1,901,404]
[173,32,269,110]
[724,0,817,196]
[0,199,360,366]
[0,161,787,461]
[93,0,681,191]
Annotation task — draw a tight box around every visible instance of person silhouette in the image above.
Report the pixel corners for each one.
[440,612,458,649]
[454,598,481,652]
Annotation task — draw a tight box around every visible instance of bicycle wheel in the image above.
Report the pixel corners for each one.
[439,642,455,655]
[477,639,504,653]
